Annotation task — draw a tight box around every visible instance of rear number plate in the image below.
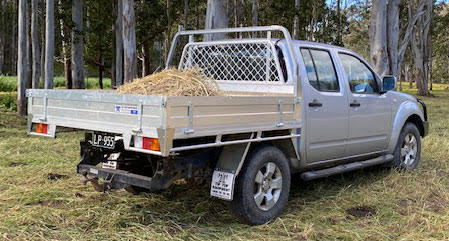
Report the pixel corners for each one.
[210,171,235,200]
[91,132,116,149]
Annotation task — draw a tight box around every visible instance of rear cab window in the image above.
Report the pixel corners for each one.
[300,48,339,92]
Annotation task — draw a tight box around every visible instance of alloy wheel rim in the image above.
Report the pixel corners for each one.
[253,162,282,211]
[401,133,418,167]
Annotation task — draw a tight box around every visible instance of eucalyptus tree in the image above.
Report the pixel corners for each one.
[123,0,137,82]
[411,0,433,96]
[204,0,229,41]
[17,0,27,115]
[31,0,40,88]
[72,0,85,89]
[0,0,5,75]
[116,0,123,87]
[44,0,54,89]
[369,0,428,81]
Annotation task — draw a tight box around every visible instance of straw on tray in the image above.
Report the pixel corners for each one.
[117,68,221,96]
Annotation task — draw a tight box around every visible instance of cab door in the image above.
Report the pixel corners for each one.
[300,48,350,163]
[337,53,391,156]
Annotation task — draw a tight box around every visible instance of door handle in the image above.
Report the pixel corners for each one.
[350,101,361,107]
[308,102,323,108]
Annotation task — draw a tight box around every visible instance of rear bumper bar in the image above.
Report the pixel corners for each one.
[77,164,153,190]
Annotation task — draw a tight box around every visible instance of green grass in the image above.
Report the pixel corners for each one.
[0,76,112,92]
[0,85,448,240]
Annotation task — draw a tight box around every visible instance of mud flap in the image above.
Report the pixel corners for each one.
[211,141,251,201]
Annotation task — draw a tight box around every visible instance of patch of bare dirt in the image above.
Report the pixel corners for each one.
[9,162,27,167]
[74,192,84,198]
[346,206,376,218]
[47,173,68,180]
[27,200,65,207]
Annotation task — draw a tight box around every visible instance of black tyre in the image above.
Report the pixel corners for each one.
[230,146,291,225]
[392,123,421,170]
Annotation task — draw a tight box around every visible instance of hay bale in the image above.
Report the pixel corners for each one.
[117,68,220,96]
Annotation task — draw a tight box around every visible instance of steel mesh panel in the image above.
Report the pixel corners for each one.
[179,42,283,83]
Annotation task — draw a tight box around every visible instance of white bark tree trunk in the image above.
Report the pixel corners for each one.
[72,0,85,89]
[293,0,301,40]
[11,3,17,74]
[369,0,389,76]
[44,0,54,89]
[387,0,400,78]
[183,0,188,29]
[411,0,432,96]
[115,0,123,87]
[31,0,40,88]
[18,0,27,115]
[252,0,258,26]
[26,3,31,88]
[396,0,426,78]
[337,0,342,44]
[204,0,229,41]
[59,0,71,89]
[123,0,137,83]
[370,0,426,80]
[0,0,6,75]
[234,0,242,28]
[40,22,45,87]
[293,0,300,40]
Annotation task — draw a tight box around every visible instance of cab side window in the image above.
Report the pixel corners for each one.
[339,53,378,94]
[300,48,339,92]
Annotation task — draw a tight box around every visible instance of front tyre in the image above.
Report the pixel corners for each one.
[393,123,422,170]
[230,146,291,225]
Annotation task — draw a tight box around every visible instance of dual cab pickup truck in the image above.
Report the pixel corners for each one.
[26,26,428,224]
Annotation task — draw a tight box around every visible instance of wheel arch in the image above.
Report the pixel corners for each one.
[387,100,426,154]
[406,114,425,137]
[214,138,300,178]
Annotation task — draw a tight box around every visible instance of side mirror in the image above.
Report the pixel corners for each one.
[381,75,397,92]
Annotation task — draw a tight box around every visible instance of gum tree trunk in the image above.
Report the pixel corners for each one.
[252,0,258,26]
[293,0,300,40]
[26,3,31,88]
[115,0,123,87]
[0,0,5,75]
[337,0,341,44]
[123,0,137,83]
[411,0,432,96]
[59,0,72,89]
[72,0,85,89]
[18,0,27,115]
[234,0,242,28]
[183,0,188,29]
[31,0,40,88]
[44,0,54,89]
[40,22,45,87]
[369,0,388,76]
[204,0,229,41]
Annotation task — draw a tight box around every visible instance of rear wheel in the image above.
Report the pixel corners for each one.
[230,146,291,225]
[393,123,421,170]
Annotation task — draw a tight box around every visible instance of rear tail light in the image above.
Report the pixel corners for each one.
[134,136,160,151]
[36,123,48,134]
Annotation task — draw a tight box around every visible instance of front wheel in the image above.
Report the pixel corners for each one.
[230,146,291,225]
[392,123,422,170]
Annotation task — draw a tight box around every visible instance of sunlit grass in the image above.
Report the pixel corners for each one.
[0,76,112,92]
[0,85,448,240]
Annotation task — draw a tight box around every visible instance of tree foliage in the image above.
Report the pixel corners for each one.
[0,0,448,92]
